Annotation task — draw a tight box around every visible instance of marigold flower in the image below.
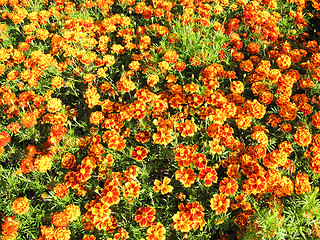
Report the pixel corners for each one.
[89,111,105,125]
[61,153,76,169]
[34,155,53,173]
[312,112,320,129]
[153,128,173,145]
[175,61,186,71]
[21,112,37,128]
[146,222,166,240]
[219,177,238,195]
[193,153,207,169]
[53,227,71,240]
[0,131,11,147]
[1,216,19,240]
[175,167,197,188]
[178,119,197,138]
[163,50,178,63]
[114,227,129,240]
[153,177,173,195]
[210,193,230,215]
[101,185,120,206]
[122,180,141,202]
[158,61,170,73]
[51,212,69,228]
[131,146,148,161]
[276,54,292,70]
[198,167,218,187]
[12,197,30,215]
[135,205,156,227]
[147,74,160,87]
[53,183,69,198]
[294,128,312,147]
[46,98,62,113]
[247,175,267,194]
[64,204,81,222]
[83,235,96,240]
[295,172,311,194]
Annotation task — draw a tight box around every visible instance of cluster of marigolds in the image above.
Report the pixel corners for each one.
[0,0,320,239]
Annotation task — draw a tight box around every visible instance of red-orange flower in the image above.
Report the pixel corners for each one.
[12,197,30,215]
[178,119,197,138]
[0,131,11,147]
[294,128,312,147]
[153,177,174,195]
[198,167,218,187]
[131,146,148,161]
[100,185,120,206]
[21,112,37,128]
[135,130,151,143]
[210,193,230,215]
[219,177,238,196]
[146,222,166,240]
[153,128,173,145]
[135,205,156,227]
[175,167,197,187]
[51,212,69,228]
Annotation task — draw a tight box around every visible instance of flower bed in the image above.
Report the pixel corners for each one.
[0,0,320,239]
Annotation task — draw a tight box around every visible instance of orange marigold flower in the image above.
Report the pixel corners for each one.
[101,185,120,206]
[131,146,148,161]
[294,128,312,147]
[46,98,62,113]
[210,193,230,215]
[135,205,156,227]
[12,197,30,215]
[122,180,141,202]
[178,119,197,138]
[146,222,166,240]
[34,155,53,173]
[61,153,76,169]
[53,183,69,198]
[312,112,320,129]
[83,235,96,240]
[198,167,218,187]
[51,212,69,228]
[0,131,11,147]
[135,130,151,143]
[247,174,267,194]
[51,77,64,89]
[53,227,71,240]
[175,61,186,71]
[114,227,129,240]
[147,74,160,87]
[153,177,174,195]
[135,89,153,103]
[242,161,260,177]
[1,216,19,240]
[193,153,207,169]
[276,54,292,70]
[175,167,197,188]
[89,111,105,125]
[153,128,173,145]
[158,61,170,73]
[230,81,244,94]
[64,204,81,222]
[163,50,178,63]
[240,60,254,72]
[172,211,192,233]
[20,157,35,174]
[247,42,260,54]
[219,177,238,196]
[295,172,311,194]
[21,112,37,128]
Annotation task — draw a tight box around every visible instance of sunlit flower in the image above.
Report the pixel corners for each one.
[210,193,230,215]
[175,167,197,187]
[219,177,238,196]
[135,205,156,227]
[12,197,30,215]
[153,177,173,195]
[198,167,218,187]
